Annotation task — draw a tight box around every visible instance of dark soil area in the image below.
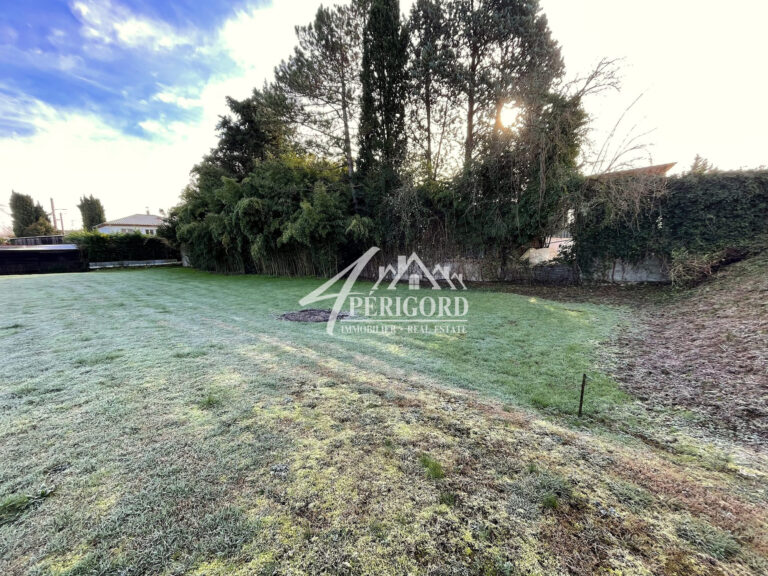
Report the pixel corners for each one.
[279,309,350,322]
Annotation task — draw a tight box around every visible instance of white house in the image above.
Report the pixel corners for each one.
[96,213,163,235]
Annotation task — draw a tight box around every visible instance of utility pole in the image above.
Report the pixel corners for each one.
[59,212,65,234]
[50,198,58,233]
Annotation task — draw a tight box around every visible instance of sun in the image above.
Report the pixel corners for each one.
[499,103,522,128]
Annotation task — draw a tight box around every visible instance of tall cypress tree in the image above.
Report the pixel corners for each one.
[357,0,408,211]
[77,194,106,230]
[9,191,53,237]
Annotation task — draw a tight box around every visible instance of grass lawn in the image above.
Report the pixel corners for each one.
[1,268,766,575]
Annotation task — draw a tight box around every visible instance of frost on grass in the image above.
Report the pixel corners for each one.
[0,269,766,575]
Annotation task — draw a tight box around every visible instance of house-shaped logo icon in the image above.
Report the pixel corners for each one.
[371,253,466,292]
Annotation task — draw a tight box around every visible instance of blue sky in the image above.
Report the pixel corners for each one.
[0,0,325,229]
[1,0,767,231]
[0,0,261,137]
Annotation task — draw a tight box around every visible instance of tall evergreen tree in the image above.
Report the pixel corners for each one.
[688,154,717,175]
[77,194,106,230]
[357,0,409,209]
[450,0,563,166]
[407,0,460,181]
[210,84,295,181]
[10,191,53,237]
[275,2,366,180]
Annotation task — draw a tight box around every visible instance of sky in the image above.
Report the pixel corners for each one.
[1,0,767,231]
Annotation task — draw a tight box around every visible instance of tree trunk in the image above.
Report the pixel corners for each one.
[464,0,478,168]
[340,73,354,180]
[465,56,476,167]
[340,71,358,213]
[425,75,433,180]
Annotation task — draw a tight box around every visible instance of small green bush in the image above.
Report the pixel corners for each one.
[199,392,222,410]
[419,454,445,480]
[0,486,55,526]
[439,491,457,507]
[541,493,559,510]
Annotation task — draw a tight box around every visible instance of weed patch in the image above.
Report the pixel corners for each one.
[676,516,740,560]
[606,479,653,512]
[541,493,559,510]
[419,454,445,480]
[439,491,457,507]
[172,348,208,359]
[199,392,222,409]
[74,351,124,367]
[0,486,54,526]
[508,469,572,518]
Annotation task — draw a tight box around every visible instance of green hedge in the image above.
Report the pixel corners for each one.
[663,172,768,252]
[572,171,768,272]
[65,231,180,262]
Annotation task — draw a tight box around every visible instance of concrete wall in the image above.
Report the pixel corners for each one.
[360,253,666,285]
[587,255,669,283]
[89,259,180,270]
[358,254,577,285]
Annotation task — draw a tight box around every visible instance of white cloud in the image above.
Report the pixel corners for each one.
[71,0,195,51]
[0,25,19,44]
[0,106,213,230]
[152,91,201,110]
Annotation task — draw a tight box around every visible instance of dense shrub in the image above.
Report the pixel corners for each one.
[164,154,358,275]
[65,231,179,262]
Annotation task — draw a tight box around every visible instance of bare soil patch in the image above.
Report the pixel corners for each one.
[477,281,670,307]
[279,308,350,322]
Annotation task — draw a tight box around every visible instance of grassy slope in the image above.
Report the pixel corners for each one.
[0,268,765,575]
[612,249,768,443]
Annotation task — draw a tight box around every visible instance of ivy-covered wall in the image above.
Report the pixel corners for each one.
[571,171,768,280]
[663,172,768,251]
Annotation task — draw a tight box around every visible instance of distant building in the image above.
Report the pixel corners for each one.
[96,213,163,235]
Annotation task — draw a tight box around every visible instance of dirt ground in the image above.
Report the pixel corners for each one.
[502,252,768,445]
[614,252,768,444]
[280,308,350,322]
